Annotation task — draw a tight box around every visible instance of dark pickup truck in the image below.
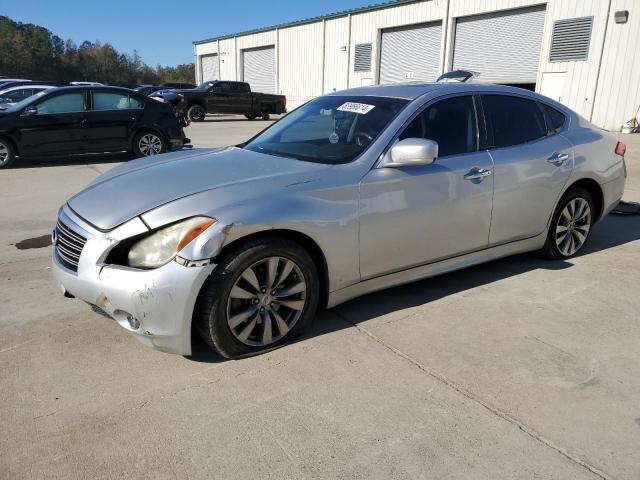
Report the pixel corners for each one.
[181,81,286,122]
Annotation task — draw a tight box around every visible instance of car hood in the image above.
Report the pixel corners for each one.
[68,147,331,231]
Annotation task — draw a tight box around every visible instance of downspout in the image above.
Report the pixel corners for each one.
[234,36,238,81]
[346,13,352,88]
[441,0,451,74]
[275,28,280,94]
[321,19,326,94]
[589,0,612,124]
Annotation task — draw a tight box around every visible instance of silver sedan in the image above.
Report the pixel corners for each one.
[52,83,627,358]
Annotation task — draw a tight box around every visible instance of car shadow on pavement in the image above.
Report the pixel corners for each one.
[11,152,132,169]
[187,213,640,363]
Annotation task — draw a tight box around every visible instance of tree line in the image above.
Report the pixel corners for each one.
[0,16,194,85]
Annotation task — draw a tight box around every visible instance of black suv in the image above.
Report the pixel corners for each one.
[0,86,188,168]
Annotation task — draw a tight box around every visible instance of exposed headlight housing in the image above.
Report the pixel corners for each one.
[127,216,216,269]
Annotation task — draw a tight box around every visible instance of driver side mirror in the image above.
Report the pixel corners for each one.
[21,106,38,116]
[381,138,438,167]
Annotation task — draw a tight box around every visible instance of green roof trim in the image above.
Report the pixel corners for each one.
[193,0,424,45]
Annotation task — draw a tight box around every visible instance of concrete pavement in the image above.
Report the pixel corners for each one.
[1,118,639,479]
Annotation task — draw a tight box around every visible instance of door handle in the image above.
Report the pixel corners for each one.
[547,152,570,166]
[464,168,492,181]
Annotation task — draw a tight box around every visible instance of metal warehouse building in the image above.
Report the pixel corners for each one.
[193,0,640,131]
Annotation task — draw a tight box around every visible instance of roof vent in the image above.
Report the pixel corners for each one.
[354,43,372,72]
[549,17,593,62]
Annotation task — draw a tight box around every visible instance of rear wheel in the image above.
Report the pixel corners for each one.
[133,131,166,157]
[0,138,15,169]
[187,105,206,122]
[261,113,270,120]
[543,187,594,259]
[194,237,319,359]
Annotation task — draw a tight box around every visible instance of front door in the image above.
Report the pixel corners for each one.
[481,94,573,244]
[359,95,494,279]
[18,91,87,156]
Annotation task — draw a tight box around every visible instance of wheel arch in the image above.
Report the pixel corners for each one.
[562,177,604,222]
[132,126,168,148]
[211,229,330,309]
[0,132,19,156]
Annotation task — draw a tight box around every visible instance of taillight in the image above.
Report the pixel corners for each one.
[282,97,287,106]
[615,141,626,157]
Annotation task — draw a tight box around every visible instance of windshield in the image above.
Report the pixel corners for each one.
[244,95,408,164]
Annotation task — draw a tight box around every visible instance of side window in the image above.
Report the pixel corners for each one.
[399,95,478,157]
[36,93,85,114]
[240,83,250,93]
[542,104,566,134]
[93,92,140,110]
[216,82,231,93]
[483,95,546,148]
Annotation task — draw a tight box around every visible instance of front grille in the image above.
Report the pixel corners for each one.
[55,219,87,272]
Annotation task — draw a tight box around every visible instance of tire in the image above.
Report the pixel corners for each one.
[187,105,206,122]
[261,113,270,120]
[543,187,594,259]
[194,237,320,359]
[0,137,16,169]
[245,114,257,120]
[132,130,166,157]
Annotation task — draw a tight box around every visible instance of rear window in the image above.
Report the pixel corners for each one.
[483,95,547,149]
[542,104,566,134]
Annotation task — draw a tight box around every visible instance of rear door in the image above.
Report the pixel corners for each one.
[18,90,87,155]
[230,82,253,113]
[83,90,145,152]
[482,94,573,244]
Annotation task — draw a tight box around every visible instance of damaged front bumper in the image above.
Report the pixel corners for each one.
[51,206,215,355]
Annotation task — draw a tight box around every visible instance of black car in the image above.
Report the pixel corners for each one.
[134,85,165,96]
[0,86,188,168]
[161,82,196,90]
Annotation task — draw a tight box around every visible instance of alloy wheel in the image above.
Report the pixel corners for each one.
[555,197,591,256]
[138,134,162,156]
[226,256,307,347]
[0,142,9,166]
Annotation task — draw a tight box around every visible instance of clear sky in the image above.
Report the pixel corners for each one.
[2,0,380,67]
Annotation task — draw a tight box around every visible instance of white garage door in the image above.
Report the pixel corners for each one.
[200,54,219,83]
[242,46,275,94]
[453,5,546,84]
[379,22,442,84]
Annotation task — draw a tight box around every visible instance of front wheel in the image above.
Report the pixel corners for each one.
[133,131,166,157]
[194,237,320,359]
[245,114,257,120]
[543,187,594,259]
[0,138,16,169]
[187,105,206,122]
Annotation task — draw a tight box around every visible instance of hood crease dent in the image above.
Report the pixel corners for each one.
[68,147,330,231]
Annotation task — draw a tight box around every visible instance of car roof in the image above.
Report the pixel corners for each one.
[327,82,541,101]
[45,85,137,94]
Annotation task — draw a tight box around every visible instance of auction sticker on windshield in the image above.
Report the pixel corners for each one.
[337,102,375,115]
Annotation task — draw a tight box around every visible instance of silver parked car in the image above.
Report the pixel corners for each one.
[52,83,627,358]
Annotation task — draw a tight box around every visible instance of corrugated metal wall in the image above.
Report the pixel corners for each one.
[194,0,639,130]
[591,0,640,130]
[278,22,324,105]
